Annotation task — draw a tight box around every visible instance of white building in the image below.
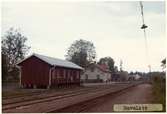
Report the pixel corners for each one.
[128,74,141,81]
[81,63,111,83]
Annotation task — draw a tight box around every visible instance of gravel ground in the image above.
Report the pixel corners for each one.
[3,83,135,113]
[56,83,153,112]
[86,83,153,112]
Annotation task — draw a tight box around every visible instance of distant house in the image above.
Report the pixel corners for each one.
[128,74,141,81]
[111,71,129,82]
[17,53,83,89]
[119,71,129,81]
[81,63,111,83]
[111,73,121,82]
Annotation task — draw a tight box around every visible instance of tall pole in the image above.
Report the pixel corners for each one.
[120,60,123,72]
[140,1,151,73]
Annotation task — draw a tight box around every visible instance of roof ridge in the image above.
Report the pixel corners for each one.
[88,63,111,73]
[34,53,77,65]
[18,53,83,70]
[34,53,62,60]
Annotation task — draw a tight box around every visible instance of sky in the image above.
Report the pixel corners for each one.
[1,1,166,72]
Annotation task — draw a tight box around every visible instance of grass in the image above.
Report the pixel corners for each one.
[151,75,166,112]
[2,88,46,99]
[2,90,30,98]
[2,85,87,99]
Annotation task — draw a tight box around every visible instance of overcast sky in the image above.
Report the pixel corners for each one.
[2,1,165,72]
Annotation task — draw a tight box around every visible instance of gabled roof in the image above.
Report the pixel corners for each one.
[87,63,111,73]
[98,64,110,72]
[97,64,111,73]
[17,53,83,70]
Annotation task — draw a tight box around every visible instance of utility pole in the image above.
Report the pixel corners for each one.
[120,60,123,72]
[148,65,151,73]
[140,1,151,73]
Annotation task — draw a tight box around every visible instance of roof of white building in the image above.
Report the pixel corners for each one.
[17,53,83,70]
[86,63,111,73]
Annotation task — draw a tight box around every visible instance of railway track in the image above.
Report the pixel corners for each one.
[54,83,150,113]
[3,86,94,105]
[2,89,50,99]
[2,86,88,100]
[54,85,134,112]
[46,83,139,113]
[3,82,142,113]
[3,84,117,111]
[3,83,131,105]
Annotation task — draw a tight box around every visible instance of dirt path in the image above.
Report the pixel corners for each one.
[57,83,153,112]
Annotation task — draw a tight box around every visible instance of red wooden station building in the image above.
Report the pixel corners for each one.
[17,53,83,89]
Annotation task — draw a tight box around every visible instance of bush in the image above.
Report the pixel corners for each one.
[152,75,166,112]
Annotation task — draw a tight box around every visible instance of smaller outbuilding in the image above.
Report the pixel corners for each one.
[17,53,83,89]
[81,63,112,83]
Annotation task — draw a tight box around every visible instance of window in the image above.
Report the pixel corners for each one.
[73,71,76,77]
[66,70,68,78]
[85,74,88,80]
[55,69,57,76]
[77,71,80,79]
[71,76,73,81]
[57,69,60,79]
[70,70,73,76]
[63,69,66,78]
[60,69,63,76]
[97,75,100,79]
[91,67,94,72]
[52,70,56,80]
[68,70,71,79]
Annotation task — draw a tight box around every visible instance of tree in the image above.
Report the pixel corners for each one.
[98,57,115,72]
[65,39,96,68]
[129,71,134,75]
[114,66,118,72]
[1,28,30,80]
[161,58,166,69]
[2,54,9,81]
